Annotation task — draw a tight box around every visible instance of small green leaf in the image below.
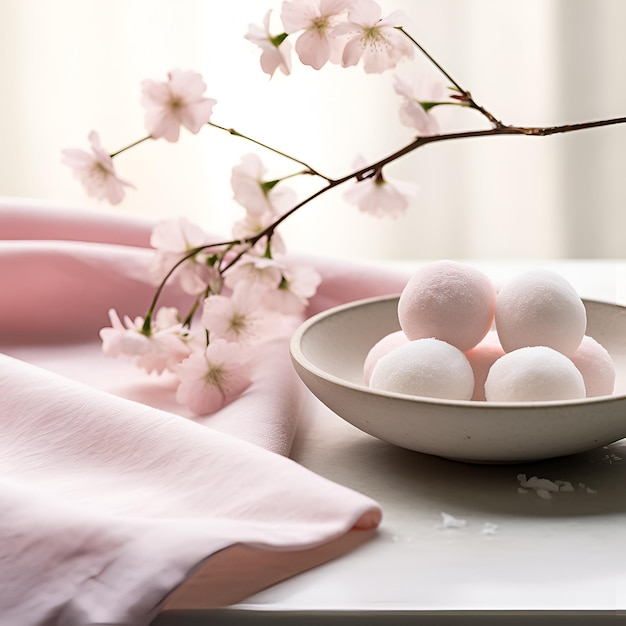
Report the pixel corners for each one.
[420,101,442,112]
[141,316,152,336]
[271,32,288,48]
[261,179,280,194]
[421,100,469,111]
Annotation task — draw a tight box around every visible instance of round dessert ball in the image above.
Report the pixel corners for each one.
[397,260,497,352]
[363,330,409,385]
[484,346,586,402]
[369,337,474,401]
[570,335,615,397]
[495,269,586,356]
[464,330,505,401]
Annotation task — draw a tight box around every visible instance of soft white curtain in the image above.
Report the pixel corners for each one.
[1,0,625,260]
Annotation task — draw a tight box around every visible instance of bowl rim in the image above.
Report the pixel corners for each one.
[290,294,626,412]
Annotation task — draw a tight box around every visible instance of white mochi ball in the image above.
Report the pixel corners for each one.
[369,337,474,401]
[569,335,615,397]
[485,346,586,402]
[495,269,587,356]
[363,330,409,385]
[397,260,497,352]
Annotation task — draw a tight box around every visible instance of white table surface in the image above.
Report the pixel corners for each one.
[157,260,626,625]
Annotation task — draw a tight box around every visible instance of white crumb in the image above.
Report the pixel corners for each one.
[525,476,560,492]
[481,522,499,535]
[536,488,553,500]
[437,512,467,529]
[555,480,574,492]
[518,473,597,499]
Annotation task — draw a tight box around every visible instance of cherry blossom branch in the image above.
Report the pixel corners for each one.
[398,27,504,128]
[366,116,626,171]
[242,114,626,248]
[106,124,332,183]
[141,244,214,333]
[123,104,626,318]
[207,122,332,181]
[203,112,626,278]
[109,136,151,158]
[82,39,626,329]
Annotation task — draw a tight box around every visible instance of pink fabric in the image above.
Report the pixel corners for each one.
[0,199,409,625]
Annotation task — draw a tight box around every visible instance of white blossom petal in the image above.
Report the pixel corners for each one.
[141,69,216,142]
[61,132,134,205]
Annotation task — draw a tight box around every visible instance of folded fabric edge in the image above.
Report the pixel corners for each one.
[0,352,383,625]
[0,198,154,247]
[156,526,380,615]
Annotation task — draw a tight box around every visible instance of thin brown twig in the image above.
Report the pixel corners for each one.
[154,114,626,283]
[249,115,626,242]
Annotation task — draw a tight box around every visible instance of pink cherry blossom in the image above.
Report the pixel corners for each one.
[149,217,220,296]
[99,307,191,374]
[223,255,283,291]
[141,69,217,142]
[231,209,287,257]
[281,0,354,69]
[261,262,322,315]
[201,283,266,344]
[175,339,253,415]
[394,74,445,136]
[344,156,418,217]
[231,153,297,217]
[245,10,292,78]
[61,131,134,205]
[332,0,414,73]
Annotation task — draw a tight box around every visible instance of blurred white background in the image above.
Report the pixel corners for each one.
[1,0,625,260]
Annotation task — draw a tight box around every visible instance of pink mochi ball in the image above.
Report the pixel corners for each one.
[485,346,586,402]
[397,260,497,352]
[464,330,505,401]
[569,335,615,397]
[363,330,409,385]
[369,338,474,401]
[495,269,587,357]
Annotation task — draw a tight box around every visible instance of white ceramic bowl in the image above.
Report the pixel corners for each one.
[290,295,626,463]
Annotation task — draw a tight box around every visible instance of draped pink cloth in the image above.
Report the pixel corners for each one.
[0,199,408,625]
